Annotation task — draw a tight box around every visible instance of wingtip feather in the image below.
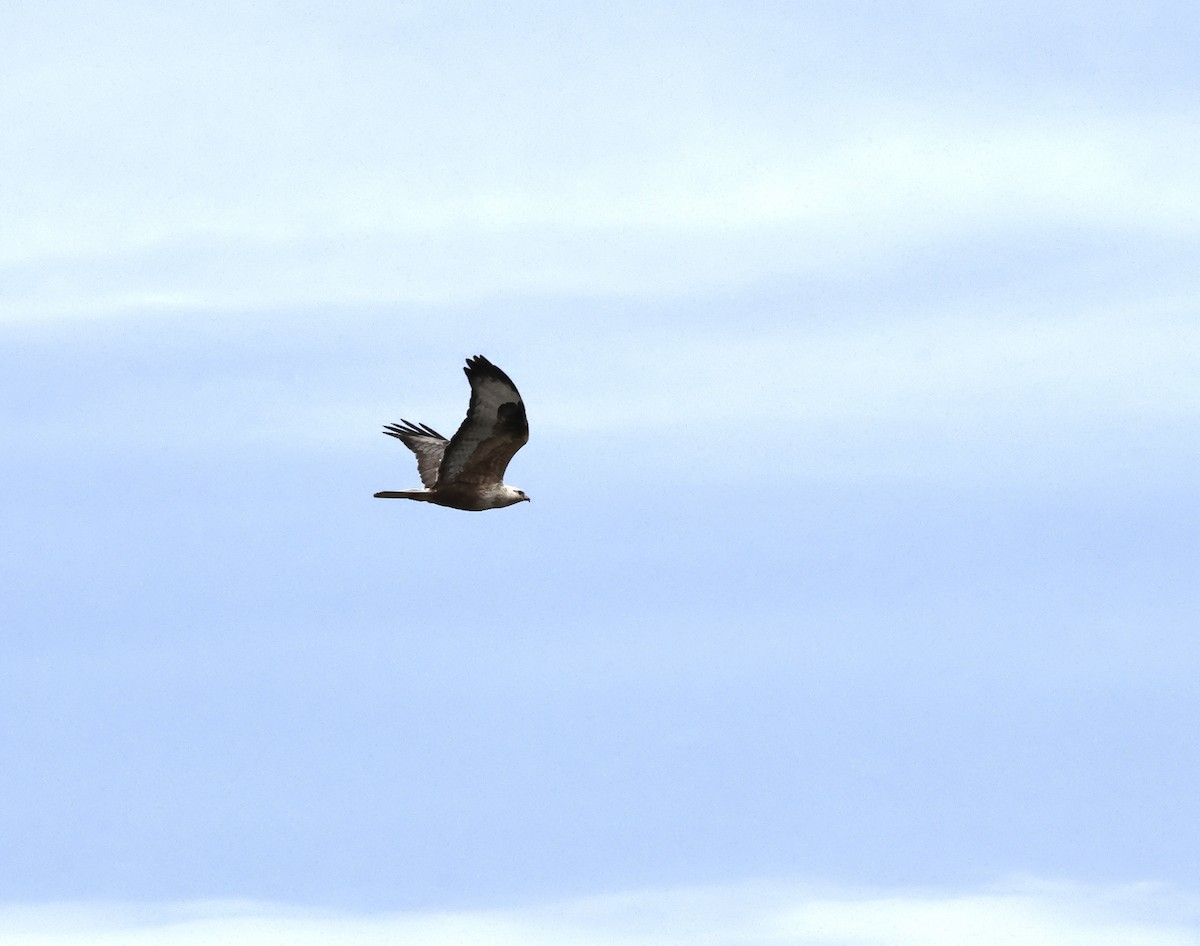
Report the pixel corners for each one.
[463,354,519,391]
[382,419,449,442]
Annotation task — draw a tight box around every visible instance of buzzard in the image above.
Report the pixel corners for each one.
[374,355,531,511]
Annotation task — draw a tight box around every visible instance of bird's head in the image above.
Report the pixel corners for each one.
[499,485,531,506]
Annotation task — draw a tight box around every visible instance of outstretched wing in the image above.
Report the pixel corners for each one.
[438,355,529,487]
[382,419,449,488]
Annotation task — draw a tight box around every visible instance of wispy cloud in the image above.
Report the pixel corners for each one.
[5,111,1200,320]
[4,0,1200,320]
[1,880,1196,946]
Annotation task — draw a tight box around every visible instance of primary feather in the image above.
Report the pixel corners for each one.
[382,420,448,488]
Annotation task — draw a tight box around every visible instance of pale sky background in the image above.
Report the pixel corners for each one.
[3,1,1200,943]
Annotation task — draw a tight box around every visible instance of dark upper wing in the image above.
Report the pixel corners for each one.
[437,355,529,487]
[382,419,450,488]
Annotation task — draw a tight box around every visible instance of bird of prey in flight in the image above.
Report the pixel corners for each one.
[374,355,531,511]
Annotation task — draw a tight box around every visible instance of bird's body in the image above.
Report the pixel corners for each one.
[374,481,528,511]
[374,356,530,511]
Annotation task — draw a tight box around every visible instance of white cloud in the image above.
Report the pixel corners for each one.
[774,885,1199,946]
[3,0,1200,320]
[1,880,1196,946]
[5,111,1200,321]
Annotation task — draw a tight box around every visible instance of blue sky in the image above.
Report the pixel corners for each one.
[3,0,1200,942]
